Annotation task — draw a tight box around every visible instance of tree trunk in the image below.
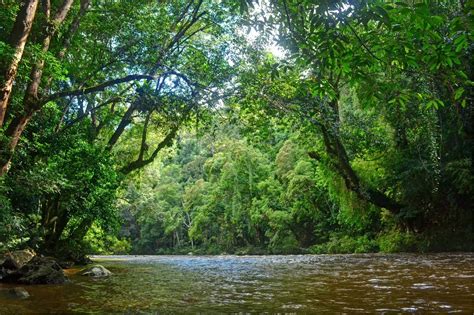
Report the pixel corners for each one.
[0,0,74,175]
[308,99,404,215]
[24,0,75,105]
[44,211,69,252]
[0,0,39,127]
[0,111,33,175]
[107,103,136,149]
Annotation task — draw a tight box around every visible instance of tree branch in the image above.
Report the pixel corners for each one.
[138,110,152,161]
[120,124,179,175]
[345,21,385,64]
[44,74,156,104]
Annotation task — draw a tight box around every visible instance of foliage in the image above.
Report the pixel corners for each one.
[84,224,131,255]
[377,230,428,253]
[310,235,378,254]
[0,0,472,257]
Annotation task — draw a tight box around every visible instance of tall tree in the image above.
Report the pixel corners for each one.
[0,0,39,127]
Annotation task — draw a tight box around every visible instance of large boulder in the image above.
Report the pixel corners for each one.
[81,265,112,277]
[1,249,36,270]
[3,256,68,284]
[1,249,37,281]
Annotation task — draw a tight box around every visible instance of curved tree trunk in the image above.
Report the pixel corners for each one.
[0,0,75,176]
[308,99,404,215]
[0,111,32,175]
[0,0,39,127]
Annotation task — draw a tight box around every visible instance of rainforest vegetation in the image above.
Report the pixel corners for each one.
[0,0,472,259]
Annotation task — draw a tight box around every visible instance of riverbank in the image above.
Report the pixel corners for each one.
[124,229,473,256]
[0,250,113,287]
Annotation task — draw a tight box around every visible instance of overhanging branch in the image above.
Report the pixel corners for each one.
[43,74,156,104]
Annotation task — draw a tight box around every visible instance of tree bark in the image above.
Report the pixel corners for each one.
[0,0,40,127]
[23,0,74,107]
[107,103,136,149]
[120,125,179,175]
[0,0,74,175]
[0,111,33,175]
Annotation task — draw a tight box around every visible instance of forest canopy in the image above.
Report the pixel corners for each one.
[0,0,472,258]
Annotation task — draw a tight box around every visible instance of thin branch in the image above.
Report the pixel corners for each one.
[59,96,122,132]
[44,74,156,103]
[138,110,152,161]
[58,0,91,59]
[120,124,179,175]
[120,100,197,175]
[345,22,385,64]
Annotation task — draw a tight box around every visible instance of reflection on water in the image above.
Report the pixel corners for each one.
[0,253,473,313]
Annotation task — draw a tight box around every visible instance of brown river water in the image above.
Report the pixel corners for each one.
[0,253,473,314]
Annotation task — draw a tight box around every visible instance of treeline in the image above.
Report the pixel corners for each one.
[117,106,472,255]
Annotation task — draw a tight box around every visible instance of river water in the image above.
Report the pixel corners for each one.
[0,253,473,313]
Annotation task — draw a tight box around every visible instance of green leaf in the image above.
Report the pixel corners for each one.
[454,87,465,100]
[426,100,438,109]
[446,57,453,67]
[454,34,467,52]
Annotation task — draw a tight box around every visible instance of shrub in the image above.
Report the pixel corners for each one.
[310,235,378,254]
[377,230,427,253]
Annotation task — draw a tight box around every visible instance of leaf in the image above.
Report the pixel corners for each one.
[239,0,248,15]
[454,87,464,100]
[454,35,467,52]
[457,71,468,80]
[395,2,409,7]
[374,5,391,26]
[426,100,438,109]
[446,57,453,67]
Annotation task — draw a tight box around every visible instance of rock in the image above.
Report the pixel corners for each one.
[3,256,68,285]
[81,265,112,277]
[13,249,36,266]
[1,249,36,271]
[0,266,17,281]
[2,256,20,270]
[58,260,75,269]
[60,252,92,266]
[8,287,30,299]
[0,267,5,280]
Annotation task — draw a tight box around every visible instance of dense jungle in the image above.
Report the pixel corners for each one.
[0,0,472,260]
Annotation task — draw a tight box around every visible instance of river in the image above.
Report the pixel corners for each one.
[0,253,473,313]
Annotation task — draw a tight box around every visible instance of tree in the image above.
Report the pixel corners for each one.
[237,0,472,229]
[0,0,235,176]
[0,0,39,126]
[0,0,240,254]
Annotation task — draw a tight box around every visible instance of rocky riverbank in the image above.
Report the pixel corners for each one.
[1,249,112,286]
[0,250,69,284]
